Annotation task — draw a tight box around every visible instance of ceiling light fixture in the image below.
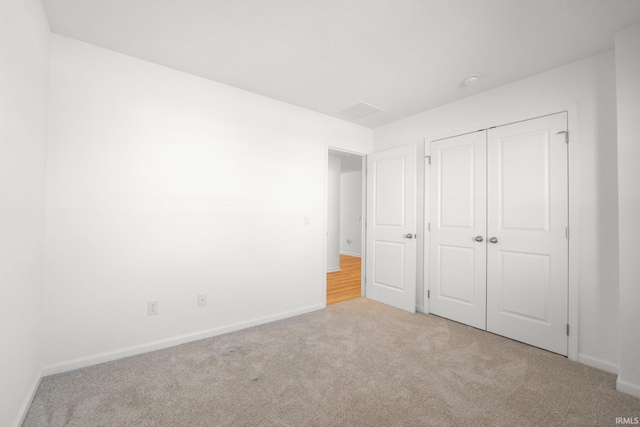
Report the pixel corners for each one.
[463,74,480,87]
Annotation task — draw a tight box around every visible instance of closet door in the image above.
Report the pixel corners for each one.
[429,131,487,329]
[486,113,568,355]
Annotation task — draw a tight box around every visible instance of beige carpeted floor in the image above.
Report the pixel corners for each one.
[23,298,639,426]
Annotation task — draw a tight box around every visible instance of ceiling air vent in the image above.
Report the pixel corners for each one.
[336,101,382,120]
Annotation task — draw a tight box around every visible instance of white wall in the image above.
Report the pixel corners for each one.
[42,35,371,372]
[615,23,640,398]
[373,51,620,371]
[0,1,50,425]
[327,155,341,271]
[340,171,363,256]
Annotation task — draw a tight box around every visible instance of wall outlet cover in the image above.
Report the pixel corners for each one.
[198,293,207,307]
[147,300,158,315]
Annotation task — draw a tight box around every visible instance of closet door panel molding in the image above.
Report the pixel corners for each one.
[486,113,569,356]
[429,131,487,330]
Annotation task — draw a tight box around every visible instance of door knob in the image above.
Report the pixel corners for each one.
[489,237,498,244]
[404,233,415,239]
[474,236,484,242]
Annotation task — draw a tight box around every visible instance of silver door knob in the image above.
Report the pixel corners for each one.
[404,233,414,239]
[489,237,498,244]
[474,236,484,242]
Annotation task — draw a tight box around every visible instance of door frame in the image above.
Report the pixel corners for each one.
[323,146,368,306]
[423,104,579,361]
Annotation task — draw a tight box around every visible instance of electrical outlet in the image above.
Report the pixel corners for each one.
[147,300,158,315]
[198,293,207,307]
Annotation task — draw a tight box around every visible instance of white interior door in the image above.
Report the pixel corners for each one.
[366,145,416,312]
[486,113,569,355]
[429,132,487,329]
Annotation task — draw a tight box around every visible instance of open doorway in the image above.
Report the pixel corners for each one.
[326,149,366,305]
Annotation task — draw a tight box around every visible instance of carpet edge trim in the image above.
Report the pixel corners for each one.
[616,377,640,399]
[13,368,42,427]
[41,303,325,376]
[578,353,620,374]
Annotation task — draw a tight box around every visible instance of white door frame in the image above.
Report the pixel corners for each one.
[324,146,367,305]
[423,104,579,361]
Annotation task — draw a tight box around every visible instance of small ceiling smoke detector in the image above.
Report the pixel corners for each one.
[463,75,480,87]
[336,101,383,120]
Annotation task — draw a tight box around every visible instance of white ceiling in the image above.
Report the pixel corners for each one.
[40,0,640,129]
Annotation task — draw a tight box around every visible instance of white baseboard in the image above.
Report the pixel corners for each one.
[416,305,425,314]
[339,251,361,257]
[578,353,619,374]
[13,369,42,427]
[42,304,324,376]
[326,267,340,273]
[617,377,640,398]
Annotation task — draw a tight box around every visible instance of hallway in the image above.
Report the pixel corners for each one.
[326,254,361,305]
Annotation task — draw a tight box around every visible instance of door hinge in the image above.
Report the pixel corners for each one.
[557,130,569,144]
[565,227,570,239]
[427,290,430,299]
[425,155,431,165]
[566,324,570,336]
[428,223,431,232]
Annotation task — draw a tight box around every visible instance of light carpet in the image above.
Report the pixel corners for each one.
[23,298,640,426]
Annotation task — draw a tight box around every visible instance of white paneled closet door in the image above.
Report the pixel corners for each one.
[486,113,569,356]
[428,112,569,356]
[429,131,487,329]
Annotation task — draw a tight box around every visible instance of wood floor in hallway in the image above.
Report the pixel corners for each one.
[327,254,361,305]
